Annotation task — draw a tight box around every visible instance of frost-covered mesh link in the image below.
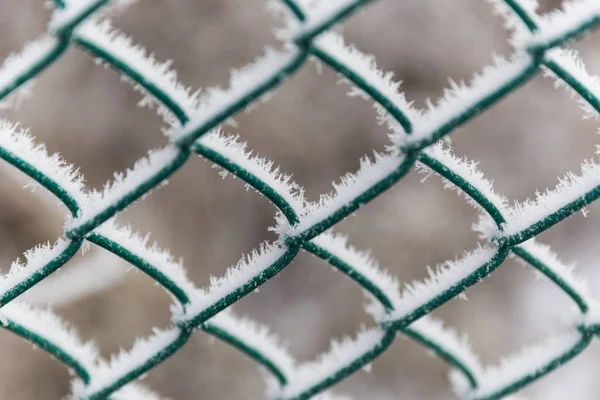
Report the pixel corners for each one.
[1,0,600,399]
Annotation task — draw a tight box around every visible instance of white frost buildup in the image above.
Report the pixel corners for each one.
[309,232,401,316]
[205,309,295,378]
[198,131,305,214]
[383,247,499,323]
[518,0,600,50]
[0,301,98,372]
[396,53,534,149]
[486,0,540,42]
[74,20,199,125]
[468,330,585,400]
[49,0,136,33]
[69,145,182,233]
[292,0,367,41]
[168,48,301,143]
[278,328,386,399]
[581,299,600,327]
[419,143,508,215]
[75,328,182,398]
[175,242,289,323]
[312,32,420,134]
[409,315,482,377]
[0,121,86,205]
[515,239,590,304]
[544,48,600,119]
[287,152,405,237]
[0,239,73,298]
[94,220,199,301]
[500,160,600,240]
[49,0,105,33]
[0,35,58,108]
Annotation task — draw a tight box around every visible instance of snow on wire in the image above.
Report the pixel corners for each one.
[1,0,600,399]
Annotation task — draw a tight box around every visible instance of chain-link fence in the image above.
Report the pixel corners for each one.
[1,0,600,399]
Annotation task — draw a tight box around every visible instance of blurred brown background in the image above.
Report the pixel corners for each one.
[1,0,600,399]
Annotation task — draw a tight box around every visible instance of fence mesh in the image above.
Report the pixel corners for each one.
[1,0,600,399]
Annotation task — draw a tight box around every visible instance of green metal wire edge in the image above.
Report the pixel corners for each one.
[86,233,190,305]
[281,0,306,21]
[201,322,289,386]
[581,324,600,335]
[278,330,397,400]
[302,241,394,310]
[0,0,112,103]
[470,333,593,400]
[503,0,539,32]
[0,238,84,307]
[500,185,600,247]
[285,154,418,246]
[401,58,541,154]
[179,245,301,330]
[174,52,309,148]
[2,318,91,383]
[310,46,413,134]
[403,326,478,389]
[543,58,600,114]
[505,0,600,119]
[192,143,300,225]
[0,146,80,215]
[54,0,110,37]
[293,0,373,46]
[66,148,191,240]
[512,245,588,312]
[527,16,600,54]
[73,37,190,124]
[0,40,69,103]
[86,328,193,400]
[384,247,510,330]
[418,153,506,226]
[53,0,67,10]
[175,0,375,149]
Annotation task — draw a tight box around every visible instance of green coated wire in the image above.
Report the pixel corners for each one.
[2,319,92,382]
[0,0,599,399]
[292,0,374,45]
[472,334,593,400]
[0,0,108,103]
